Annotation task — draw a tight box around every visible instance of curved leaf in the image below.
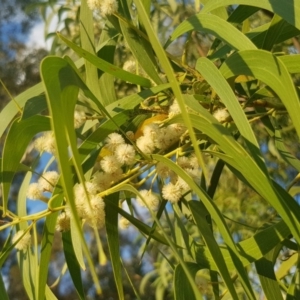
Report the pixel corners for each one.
[189,201,239,299]
[38,192,63,300]
[57,32,152,88]
[133,0,206,178]
[1,116,50,215]
[174,263,201,300]
[202,0,300,31]
[97,20,118,106]
[220,50,300,145]
[165,13,257,51]
[151,154,255,299]
[105,194,124,300]
[106,182,203,299]
[255,248,284,300]
[104,194,168,245]
[171,112,300,243]
[193,220,290,271]
[280,54,300,73]
[41,56,101,294]
[0,83,44,139]
[79,0,101,102]
[195,57,258,147]
[119,17,163,85]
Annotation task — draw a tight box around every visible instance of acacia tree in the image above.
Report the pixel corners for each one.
[1,1,300,299]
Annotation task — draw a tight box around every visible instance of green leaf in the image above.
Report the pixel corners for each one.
[0,231,13,267]
[210,19,300,60]
[195,57,258,147]
[17,172,36,299]
[174,111,300,243]
[202,0,300,31]
[280,54,300,73]
[105,198,168,245]
[207,159,225,198]
[151,154,255,299]
[57,32,152,87]
[252,15,300,50]
[38,193,64,300]
[21,95,48,120]
[80,0,100,103]
[286,266,300,300]
[119,17,163,85]
[274,128,300,172]
[193,220,290,271]
[255,248,284,300]
[174,263,201,300]
[70,217,85,270]
[62,231,86,300]
[1,116,50,215]
[227,5,259,23]
[97,20,118,106]
[220,50,300,138]
[189,201,239,299]
[0,82,44,139]
[165,13,257,51]
[41,56,102,294]
[105,83,171,116]
[276,251,298,280]
[0,272,9,300]
[106,182,203,299]
[105,193,124,300]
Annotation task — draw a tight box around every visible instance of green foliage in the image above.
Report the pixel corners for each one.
[1,0,300,299]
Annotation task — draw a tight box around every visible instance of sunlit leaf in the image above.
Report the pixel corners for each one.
[165,13,256,51]
[255,247,284,300]
[57,33,152,88]
[1,116,50,215]
[202,0,300,31]
[105,193,124,300]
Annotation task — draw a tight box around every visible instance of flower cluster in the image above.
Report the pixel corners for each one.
[12,230,31,251]
[87,0,118,16]
[159,154,200,203]
[55,211,71,232]
[136,123,186,154]
[123,60,138,74]
[213,109,230,123]
[29,98,201,232]
[55,181,106,231]
[55,181,107,232]
[99,132,136,173]
[27,171,59,201]
[74,110,86,129]
[136,190,160,211]
[119,217,130,230]
[55,132,138,231]
[135,100,186,154]
[34,111,87,156]
[34,131,56,155]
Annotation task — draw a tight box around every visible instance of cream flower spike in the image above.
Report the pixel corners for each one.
[100,0,119,16]
[12,230,31,251]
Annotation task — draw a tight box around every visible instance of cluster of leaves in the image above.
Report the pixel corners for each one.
[1,0,300,299]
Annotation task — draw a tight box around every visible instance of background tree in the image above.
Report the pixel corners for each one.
[0,0,47,108]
